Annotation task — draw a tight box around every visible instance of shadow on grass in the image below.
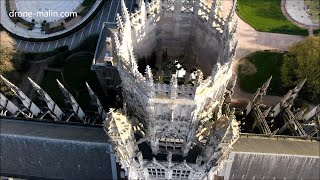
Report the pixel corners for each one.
[238,51,287,96]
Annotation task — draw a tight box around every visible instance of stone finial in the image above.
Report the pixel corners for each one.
[121,0,130,21]
[1,75,42,117]
[28,77,64,120]
[170,74,178,99]
[227,0,237,22]
[57,79,86,121]
[145,65,153,84]
[223,0,237,36]
[293,78,307,94]
[130,54,138,72]
[261,76,272,95]
[113,32,122,57]
[263,107,272,118]
[229,40,238,60]
[211,62,221,79]
[229,19,238,38]
[116,13,124,32]
[209,0,220,18]
[167,151,172,163]
[139,0,146,21]
[195,69,204,86]
[137,151,144,165]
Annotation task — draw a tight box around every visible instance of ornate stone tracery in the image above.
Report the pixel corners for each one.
[103,0,240,179]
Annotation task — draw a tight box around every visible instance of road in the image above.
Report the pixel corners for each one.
[12,0,136,52]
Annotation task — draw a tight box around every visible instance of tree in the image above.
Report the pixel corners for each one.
[281,36,320,102]
[0,31,15,75]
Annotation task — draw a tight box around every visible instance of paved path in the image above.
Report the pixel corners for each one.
[8,0,136,52]
[282,0,319,28]
[221,0,305,106]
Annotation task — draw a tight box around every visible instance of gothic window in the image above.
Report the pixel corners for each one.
[172,169,191,179]
[147,168,165,179]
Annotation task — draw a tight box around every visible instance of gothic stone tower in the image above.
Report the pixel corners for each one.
[103,0,239,179]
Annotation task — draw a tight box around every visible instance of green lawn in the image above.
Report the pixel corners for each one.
[238,51,285,95]
[237,0,308,35]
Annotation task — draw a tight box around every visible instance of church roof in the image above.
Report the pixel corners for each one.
[0,118,116,180]
[228,134,320,180]
[232,133,320,156]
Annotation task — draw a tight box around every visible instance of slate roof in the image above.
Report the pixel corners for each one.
[232,134,320,156]
[0,118,116,180]
[228,134,320,180]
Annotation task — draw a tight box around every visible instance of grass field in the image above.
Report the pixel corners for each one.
[238,51,285,95]
[237,0,308,35]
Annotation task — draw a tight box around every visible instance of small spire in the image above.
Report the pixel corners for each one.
[121,0,130,21]
[116,13,124,31]
[195,69,204,85]
[145,65,153,84]
[139,0,146,10]
[263,107,272,118]
[0,75,18,93]
[261,76,272,95]
[223,0,237,35]
[140,0,146,22]
[227,0,237,22]
[129,47,138,73]
[293,78,307,93]
[211,62,221,79]
[210,0,220,15]
[170,74,178,99]
[170,74,178,88]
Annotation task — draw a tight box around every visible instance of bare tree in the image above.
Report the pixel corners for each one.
[0,31,15,75]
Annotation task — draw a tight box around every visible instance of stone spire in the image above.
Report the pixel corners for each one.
[0,75,41,117]
[209,0,220,22]
[116,13,124,33]
[56,79,86,122]
[293,78,307,94]
[0,92,20,116]
[225,0,237,24]
[28,77,64,120]
[223,0,237,40]
[246,76,272,115]
[170,74,178,99]
[139,0,146,23]
[86,82,106,121]
[145,65,154,84]
[270,78,307,118]
[121,0,130,22]
[129,47,139,73]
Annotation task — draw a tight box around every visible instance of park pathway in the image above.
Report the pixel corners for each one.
[220,0,305,106]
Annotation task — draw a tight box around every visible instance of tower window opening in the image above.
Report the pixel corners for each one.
[148,168,165,178]
[172,169,191,179]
